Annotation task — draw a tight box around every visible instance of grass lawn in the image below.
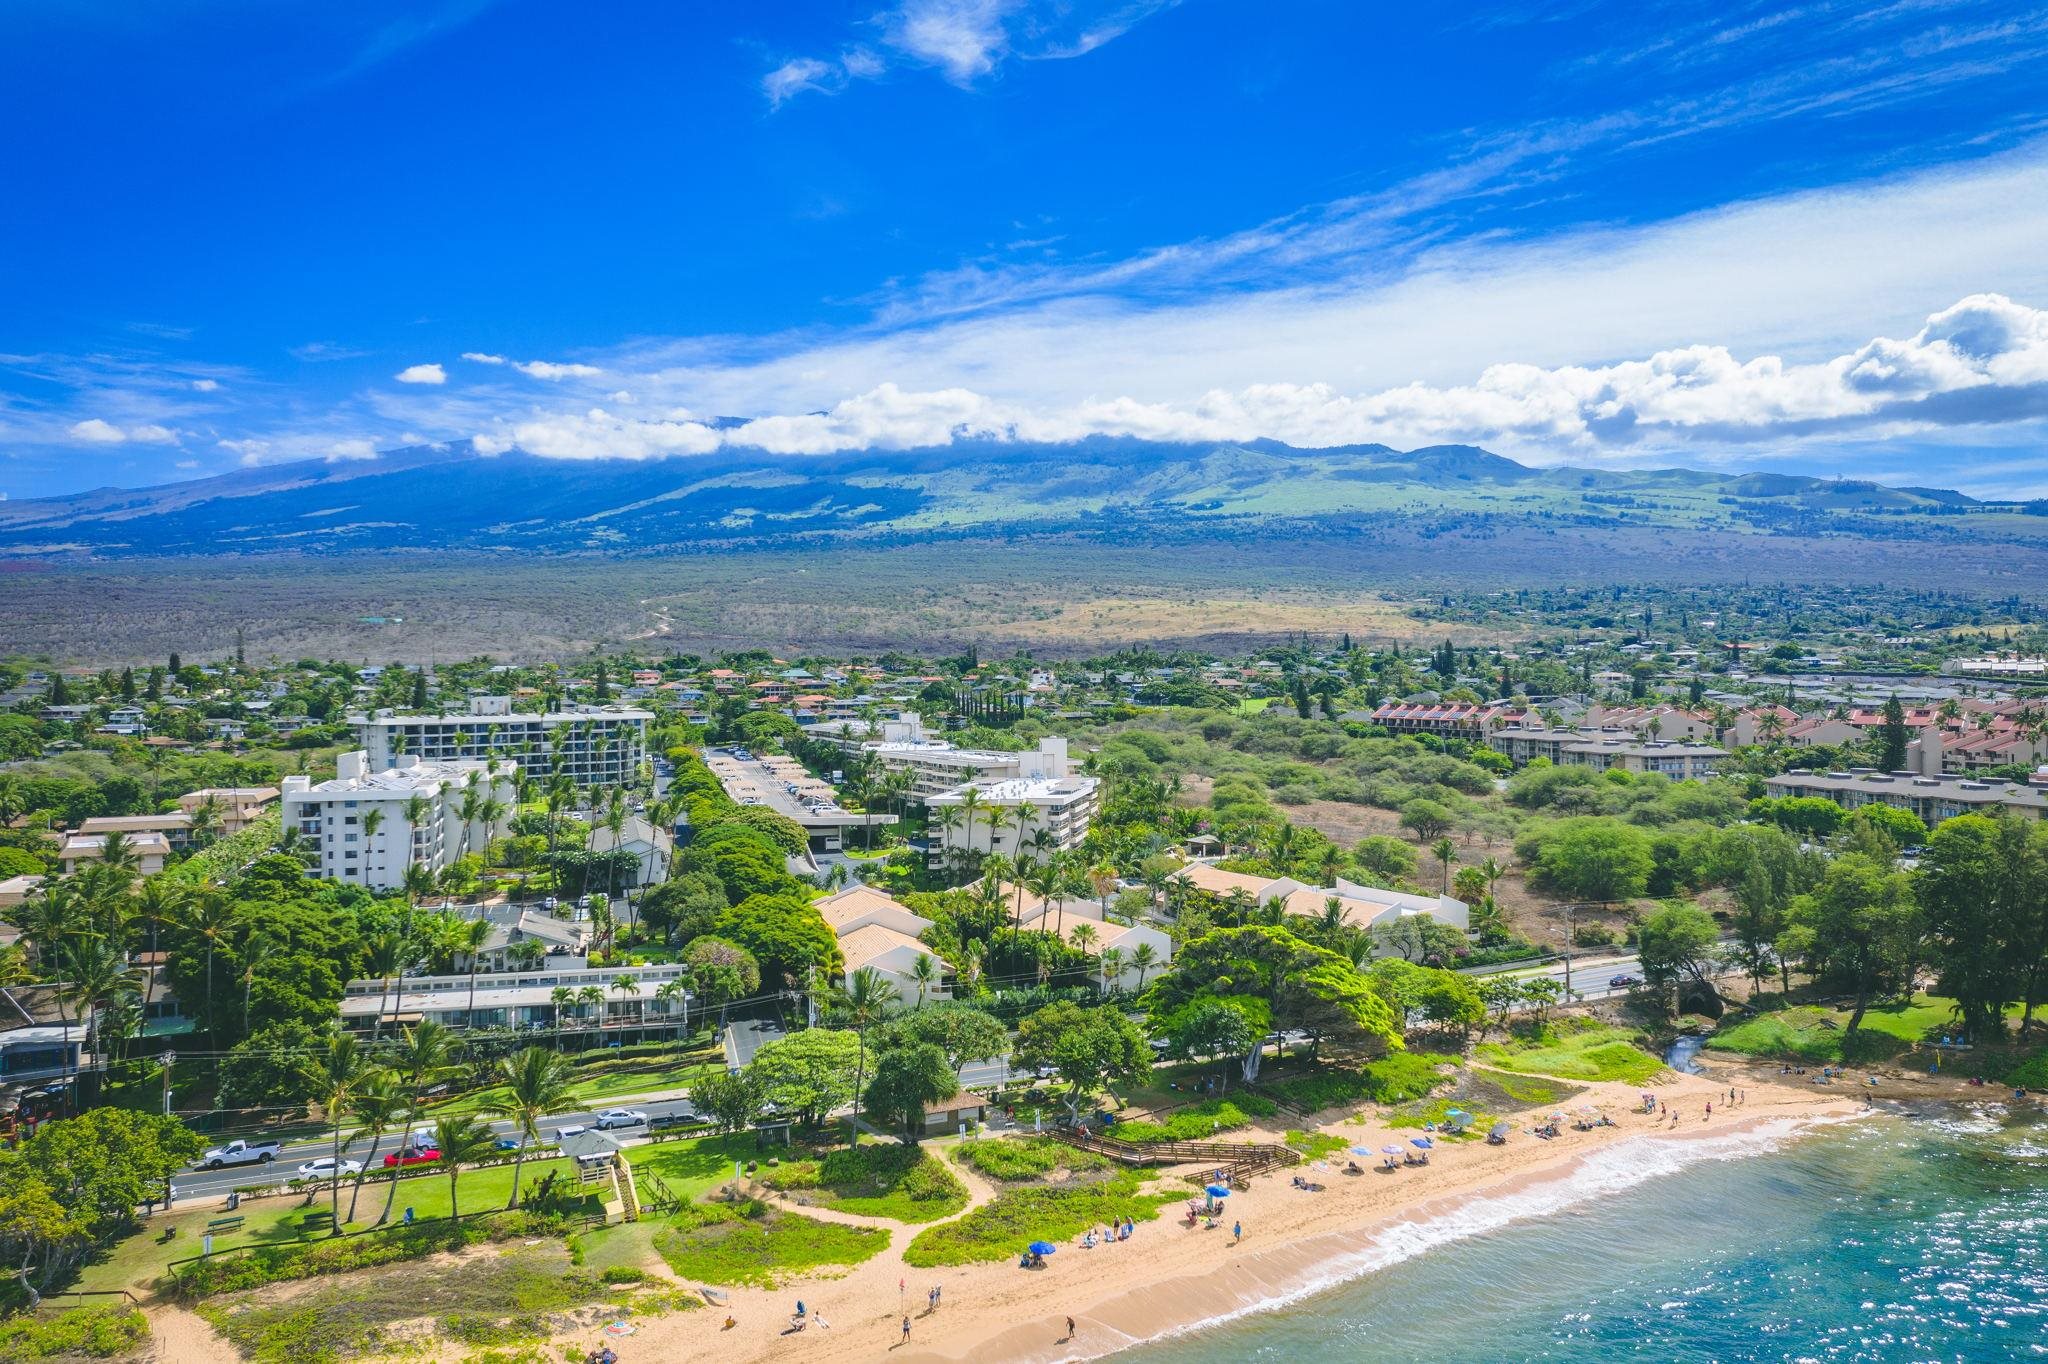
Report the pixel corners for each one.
[1474,1021,1663,1085]
[570,1220,667,1277]
[431,1041,722,1115]
[652,1198,888,1288]
[1385,1097,1495,1135]
[1235,697,1275,715]
[1707,994,2001,1066]
[902,1172,1179,1267]
[953,1136,1114,1183]
[625,1133,767,1202]
[757,1143,969,1223]
[76,1158,594,1295]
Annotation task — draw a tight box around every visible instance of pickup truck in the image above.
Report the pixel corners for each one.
[193,1139,282,1170]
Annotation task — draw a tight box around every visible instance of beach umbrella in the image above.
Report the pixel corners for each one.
[1381,1145,1403,1155]
[1349,1146,1374,1156]
[1027,1241,1058,1256]
[1205,1184,1231,1198]
[1410,1137,1433,1149]
[1489,1122,1510,1137]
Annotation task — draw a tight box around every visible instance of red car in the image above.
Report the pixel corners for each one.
[383,1145,441,1169]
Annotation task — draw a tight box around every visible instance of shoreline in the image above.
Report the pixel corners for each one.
[575,1072,1864,1364]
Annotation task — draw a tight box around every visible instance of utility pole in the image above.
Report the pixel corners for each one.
[157,1050,176,1117]
[1561,903,1576,1000]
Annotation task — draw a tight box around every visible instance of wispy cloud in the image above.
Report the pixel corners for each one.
[69,418,178,446]
[290,341,371,362]
[762,0,1177,106]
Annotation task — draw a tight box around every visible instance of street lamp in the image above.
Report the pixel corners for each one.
[156,1050,176,1117]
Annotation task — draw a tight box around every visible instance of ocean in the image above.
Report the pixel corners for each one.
[1108,1103,2048,1363]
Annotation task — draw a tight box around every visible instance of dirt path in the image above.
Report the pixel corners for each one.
[141,1302,227,1364]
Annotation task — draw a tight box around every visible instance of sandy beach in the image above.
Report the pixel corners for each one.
[565,1069,1863,1364]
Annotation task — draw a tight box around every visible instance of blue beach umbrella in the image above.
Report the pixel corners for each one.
[1205,1183,1231,1198]
[1349,1146,1374,1156]
[1028,1241,1058,1256]
[1410,1137,1434,1149]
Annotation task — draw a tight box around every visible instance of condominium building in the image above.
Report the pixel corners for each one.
[1765,768,2048,825]
[1487,727,1725,779]
[1171,862,1471,945]
[338,961,689,1032]
[174,786,280,836]
[351,695,650,788]
[282,750,517,890]
[928,774,1101,857]
[58,830,171,876]
[818,714,1077,799]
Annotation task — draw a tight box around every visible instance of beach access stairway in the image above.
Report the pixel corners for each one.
[1051,1127,1302,1184]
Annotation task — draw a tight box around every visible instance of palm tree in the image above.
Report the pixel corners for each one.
[549,985,575,1047]
[1128,941,1160,992]
[907,953,941,1008]
[344,1070,405,1224]
[1098,946,1125,996]
[832,967,899,1147]
[1429,836,1458,894]
[489,1047,576,1209]
[1070,922,1099,962]
[431,1114,498,1222]
[957,787,985,862]
[183,890,233,1038]
[359,807,385,884]
[364,929,405,1040]
[237,933,278,1037]
[1477,856,1506,902]
[576,984,606,1044]
[458,916,495,1028]
[308,1032,373,1234]
[609,972,642,1039]
[60,938,139,1089]
[655,978,689,1042]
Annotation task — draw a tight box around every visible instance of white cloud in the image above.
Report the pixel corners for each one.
[513,359,602,380]
[461,351,508,365]
[219,434,384,466]
[395,363,447,385]
[191,378,221,392]
[764,0,1172,105]
[69,418,177,445]
[763,56,839,107]
[473,295,2048,465]
[472,407,722,460]
[174,459,199,469]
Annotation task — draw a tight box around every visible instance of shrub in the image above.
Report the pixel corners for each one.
[903,1173,1179,1266]
[0,1305,149,1360]
[599,1266,647,1285]
[652,1201,887,1287]
[2006,1047,2048,1090]
[1260,1054,1454,1112]
[953,1137,1112,1182]
[1285,1129,1348,1159]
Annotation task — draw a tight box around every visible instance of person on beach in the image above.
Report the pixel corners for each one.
[1066,1316,1077,1341]
[1233,1220,1242,1243]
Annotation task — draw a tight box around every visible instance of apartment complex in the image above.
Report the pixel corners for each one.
[928,774,1101,857]
[175,786,280,835]
[351,695,650,788]
[820,714,1077,799]
[58,830,171,876]
[282,750,517,890]
[1765,768,2048,825]
[338,962,689,1032]
[1486,727,1726,778]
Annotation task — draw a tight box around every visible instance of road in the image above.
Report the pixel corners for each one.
[170,1095,699,1203]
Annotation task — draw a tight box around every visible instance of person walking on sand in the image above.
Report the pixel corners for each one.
[901,1315,912,1344]
[1066,1316,1077,1341]
[1233,1220,1242,1244]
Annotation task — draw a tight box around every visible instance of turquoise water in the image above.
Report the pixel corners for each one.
[1110,1105,2048,1363]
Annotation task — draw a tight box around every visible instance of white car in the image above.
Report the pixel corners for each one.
[297,1157,363,1180]
[594,1108,648,1130]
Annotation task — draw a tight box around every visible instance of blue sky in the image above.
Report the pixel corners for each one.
[5,0,2048,498]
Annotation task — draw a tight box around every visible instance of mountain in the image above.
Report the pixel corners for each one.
[0,438,2025,558]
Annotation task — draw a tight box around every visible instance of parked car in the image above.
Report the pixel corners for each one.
[296,1157,363,1180]
[556,1124,588,1138]
[1609,974,1641,988]
[648,1110,696,1130]
[383,1145,441,1168]
[193,1139,281,1170]
[594,1108,648,1130]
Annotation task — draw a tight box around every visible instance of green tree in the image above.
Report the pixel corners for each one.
[691,1070,765,1135]
[305,1032,373,1234]
[1533,819,1654,904]
[1353,835,1419,882]
[1154,995,1266,1093]
[431,1115,498,1221]
[750,1028,862,1126]
[1398,801,1452,843]
[831,966,900,1145]
[863,1042,958,1142]
[1011,1000,1151,1122]
[1782,853,1919,1044]
[876,1000,1009,1077]
[489,1047,577,1210]
[1877,694,1910,772]
[1635,902,1721,1013]
[1915,815,2046,1040]
[343,1070,406,1225]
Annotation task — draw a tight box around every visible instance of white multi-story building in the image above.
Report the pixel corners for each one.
[823,714,1078,799]
[928,773,1101,857]
[282,751,517,890]
[350,695,649,789]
